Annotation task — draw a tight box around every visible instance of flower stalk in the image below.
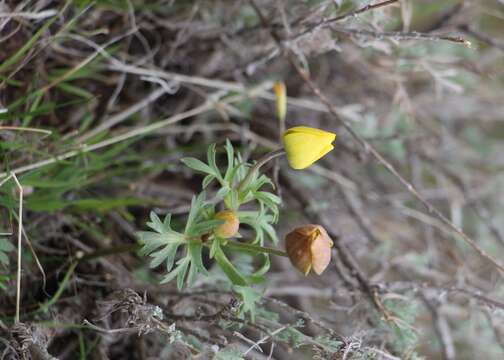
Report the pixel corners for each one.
[236,148,286,192]
[225,240,287,257]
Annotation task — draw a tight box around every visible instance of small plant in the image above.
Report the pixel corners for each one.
[138,90,338,315]
[138,139,285,289]
[139,124,336,289]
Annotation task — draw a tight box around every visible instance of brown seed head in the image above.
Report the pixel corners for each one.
[214,210,240,238]
[285,224,333,275]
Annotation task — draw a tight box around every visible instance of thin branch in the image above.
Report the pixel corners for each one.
[293,0,399,40]
[331,27,471,46]
[458,24,504,52]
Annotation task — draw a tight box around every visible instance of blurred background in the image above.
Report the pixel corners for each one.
[1,0,504,359]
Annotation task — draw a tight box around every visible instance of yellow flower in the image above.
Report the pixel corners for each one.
[285,224,333,275]
[214,210,240,238]
[273,81,286,121]
[282,126,336,169]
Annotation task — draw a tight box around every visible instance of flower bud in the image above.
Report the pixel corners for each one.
[282,126,336,170]
[285,225,333,275]
[214,210,240,238]
[273,81,287,121]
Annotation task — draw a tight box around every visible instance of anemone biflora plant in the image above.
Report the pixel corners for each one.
[138,126,336,309]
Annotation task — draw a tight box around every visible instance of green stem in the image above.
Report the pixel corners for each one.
[236,148,286,192]
[225,240,288,257]
[80,239,286,261]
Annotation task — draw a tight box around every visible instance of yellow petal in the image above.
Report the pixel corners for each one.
[283,126,336,170]
[284,126,335,143]
[317,144,334,162]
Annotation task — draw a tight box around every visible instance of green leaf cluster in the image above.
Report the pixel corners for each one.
[138,192,214,290]
[138,140,281,296]
[182,140,280,243]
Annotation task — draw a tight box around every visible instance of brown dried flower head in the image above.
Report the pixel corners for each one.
[214,210,240,238]
[285,224,333,275]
